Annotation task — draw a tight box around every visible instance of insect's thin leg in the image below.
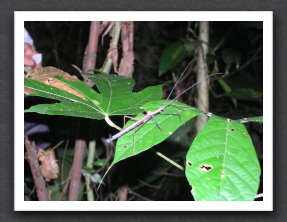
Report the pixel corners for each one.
[159,103,188,123]
[123,115,138,126]
[150,118,169,134]
[132,122,146,154]
[167,103,187,123]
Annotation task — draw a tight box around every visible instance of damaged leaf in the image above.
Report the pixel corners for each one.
[25,67,163,120]
[38,148,59,182]
[185,115,261,201]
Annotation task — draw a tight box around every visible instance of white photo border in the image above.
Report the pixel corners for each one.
[15,11,273,211]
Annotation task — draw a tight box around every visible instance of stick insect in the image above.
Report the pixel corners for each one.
[106,59,222,144]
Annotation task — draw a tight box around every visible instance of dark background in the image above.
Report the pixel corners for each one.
[23,20,263,202]
[0,0,285,221]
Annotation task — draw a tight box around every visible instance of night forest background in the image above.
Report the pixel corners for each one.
[24,21,263,201]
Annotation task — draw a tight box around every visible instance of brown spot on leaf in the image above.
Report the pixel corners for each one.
[244,133,250,136]
[230,128,235,131]
[200,164,212,171]
[227,118,233,122]
[187,162,192,166]
[25,66,86,100]
[24,88,35,95]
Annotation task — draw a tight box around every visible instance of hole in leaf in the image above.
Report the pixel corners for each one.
[200,164,212,171]
[190,185,193,191]
[187,162,192,166]
[230,128,235,131]
[227,118,233,122]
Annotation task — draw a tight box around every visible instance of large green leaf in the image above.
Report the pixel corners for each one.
[107,100,203,170]
[185,115,261,201]
[24,74,163,120]
[158,42,187,76]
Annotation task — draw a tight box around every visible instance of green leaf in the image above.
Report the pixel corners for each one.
[184,40,201,53]
[224,88,262,100]
[222,48,242,74]
[236,116,263,123]
[82,167,94,173]
[93,159,107,167]
[25,74,163,119]
[158,42,187,76]
[238,21,263,30]
[108,100,203,170]
[185,115,261,201]
[215,76,237,107]
[206,53,216,65]
[188,27,198,38]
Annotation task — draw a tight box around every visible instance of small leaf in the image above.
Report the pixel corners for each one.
[184,40,201,53]
[159,42,187,76]
[206,53,216,65]
[185,115,261,201]
[93,159,107,167]
[215,76,237,107]
[224,88,262,100]
[82,167,94,173]
[222,49,242,74]
[236,116,263,123]
[238,21,263,30]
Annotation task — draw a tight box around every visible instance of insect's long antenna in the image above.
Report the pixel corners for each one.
[165,58,196,104]
[170,72,223,103]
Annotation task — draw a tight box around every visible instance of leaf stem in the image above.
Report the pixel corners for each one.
[151,148,184,171]
[105,116,122,131]
[84,140,96,201]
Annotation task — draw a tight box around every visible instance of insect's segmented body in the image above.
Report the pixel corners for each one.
[106,58,222,144]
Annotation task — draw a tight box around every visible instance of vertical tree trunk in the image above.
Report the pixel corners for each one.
[195,21,209,132]
[68,21,101,201]
[82,21,101,72]
[68,139,86,201]
[118,21,134,78]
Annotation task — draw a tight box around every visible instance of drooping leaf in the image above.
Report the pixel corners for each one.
[158,42,187,76]
[184,40,201,53]
[215,76,237,107]
[236,116,263,123]
[206,53,216,65]
[107,101,203,172]
[93,159,107,167]
[224,88,262,100]
[222,48,242,74]
[24,67,163,120]
[185,115,261,201]
[238,21,263,30]
[82,167,94,173]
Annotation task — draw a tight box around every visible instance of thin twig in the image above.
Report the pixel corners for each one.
[61,139,69,188]
[128,189,153,201]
